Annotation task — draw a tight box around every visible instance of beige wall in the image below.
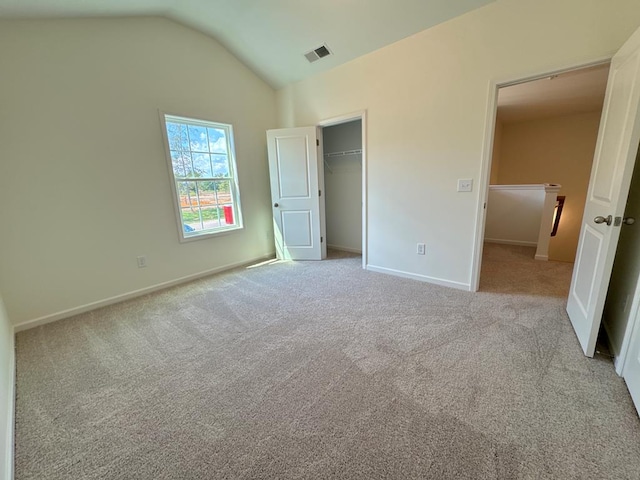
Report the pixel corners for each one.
[0,294,13,480]
[495,112,601,262]
[277,0,640,287]
[0,17,277,326]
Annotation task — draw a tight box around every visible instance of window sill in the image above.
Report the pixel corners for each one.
[179,225,244,243]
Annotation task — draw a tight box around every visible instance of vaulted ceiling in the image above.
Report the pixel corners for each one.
[0,0,495,88]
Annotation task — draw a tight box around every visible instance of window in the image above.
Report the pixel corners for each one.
[161,114,243,240]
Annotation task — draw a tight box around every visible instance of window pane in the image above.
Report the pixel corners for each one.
[208,127,227,153]
[181,209,204,233]
[213,179,235,226]
[171,151,193,178]
[167,122,189,151]
[197,182,222,229]
[212,154,230,177]
[213,179,232,207]
[192,153,213,178]
[188,125,209,152]
[178,181,202,231]
[177,181,199,207]
[182,218,201,234]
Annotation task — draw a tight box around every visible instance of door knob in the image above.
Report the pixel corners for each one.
[594,215,613,226]
[623,217,636,225]
[274,203,279,208]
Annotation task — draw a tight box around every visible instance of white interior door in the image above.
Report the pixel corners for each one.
[267,127,325,260]
[566,26,640,357]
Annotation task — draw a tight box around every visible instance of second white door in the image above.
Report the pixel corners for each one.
[267,127,325,260]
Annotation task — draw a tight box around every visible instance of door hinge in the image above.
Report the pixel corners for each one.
[484,202,486,209]
[319,189,322,197]
[321,236,323,243]
[316,139,319,146]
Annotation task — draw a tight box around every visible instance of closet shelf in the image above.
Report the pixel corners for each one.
[324,149,362,158]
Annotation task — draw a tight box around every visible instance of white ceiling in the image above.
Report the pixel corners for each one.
[497,63,610,123]
[0,0,495,89]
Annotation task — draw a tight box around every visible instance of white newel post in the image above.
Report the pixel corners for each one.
[535,183,562,261]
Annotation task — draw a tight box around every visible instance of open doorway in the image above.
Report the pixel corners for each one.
[479,63,610,293]
[321,120,362,254]
[471,29,640,412]
[318,112,367,267]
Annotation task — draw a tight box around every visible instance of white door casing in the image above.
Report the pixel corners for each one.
[618,152,640,415]
[623,290,640,415]
[267,127,325,260]
[602,146,640,375]
[566,26,640,357]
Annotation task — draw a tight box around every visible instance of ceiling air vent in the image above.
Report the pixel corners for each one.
[304,44,332,63]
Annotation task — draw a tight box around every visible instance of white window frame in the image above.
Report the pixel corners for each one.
[160,112,244,242]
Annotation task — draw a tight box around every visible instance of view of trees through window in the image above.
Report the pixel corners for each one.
[163,116,241,237]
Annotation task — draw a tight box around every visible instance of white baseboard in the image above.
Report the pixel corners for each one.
[602,319,623,375]
[327,244,362,254]
[366,264,470,291]
[534,254,549,261]
[485,238,537,247]
[13,253,276,333]
[614,353,624,375]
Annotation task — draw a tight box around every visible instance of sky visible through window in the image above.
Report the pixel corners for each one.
[166,122,230,178]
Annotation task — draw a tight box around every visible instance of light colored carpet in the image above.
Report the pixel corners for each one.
[14,244,640,479]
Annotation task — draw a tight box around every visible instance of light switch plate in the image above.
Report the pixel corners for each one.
[457,178,473,192]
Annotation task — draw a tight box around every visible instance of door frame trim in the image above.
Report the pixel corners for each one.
[470,57,611,292]
[618,265,640,374]
[617,139,640,375]
[317,110,368,268]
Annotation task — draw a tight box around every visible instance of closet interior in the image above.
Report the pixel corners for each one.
[322,119,363,254]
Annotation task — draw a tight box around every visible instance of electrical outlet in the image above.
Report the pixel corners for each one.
[136,256,147,268]
[417,243,426,255]
[457,178,473,192]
